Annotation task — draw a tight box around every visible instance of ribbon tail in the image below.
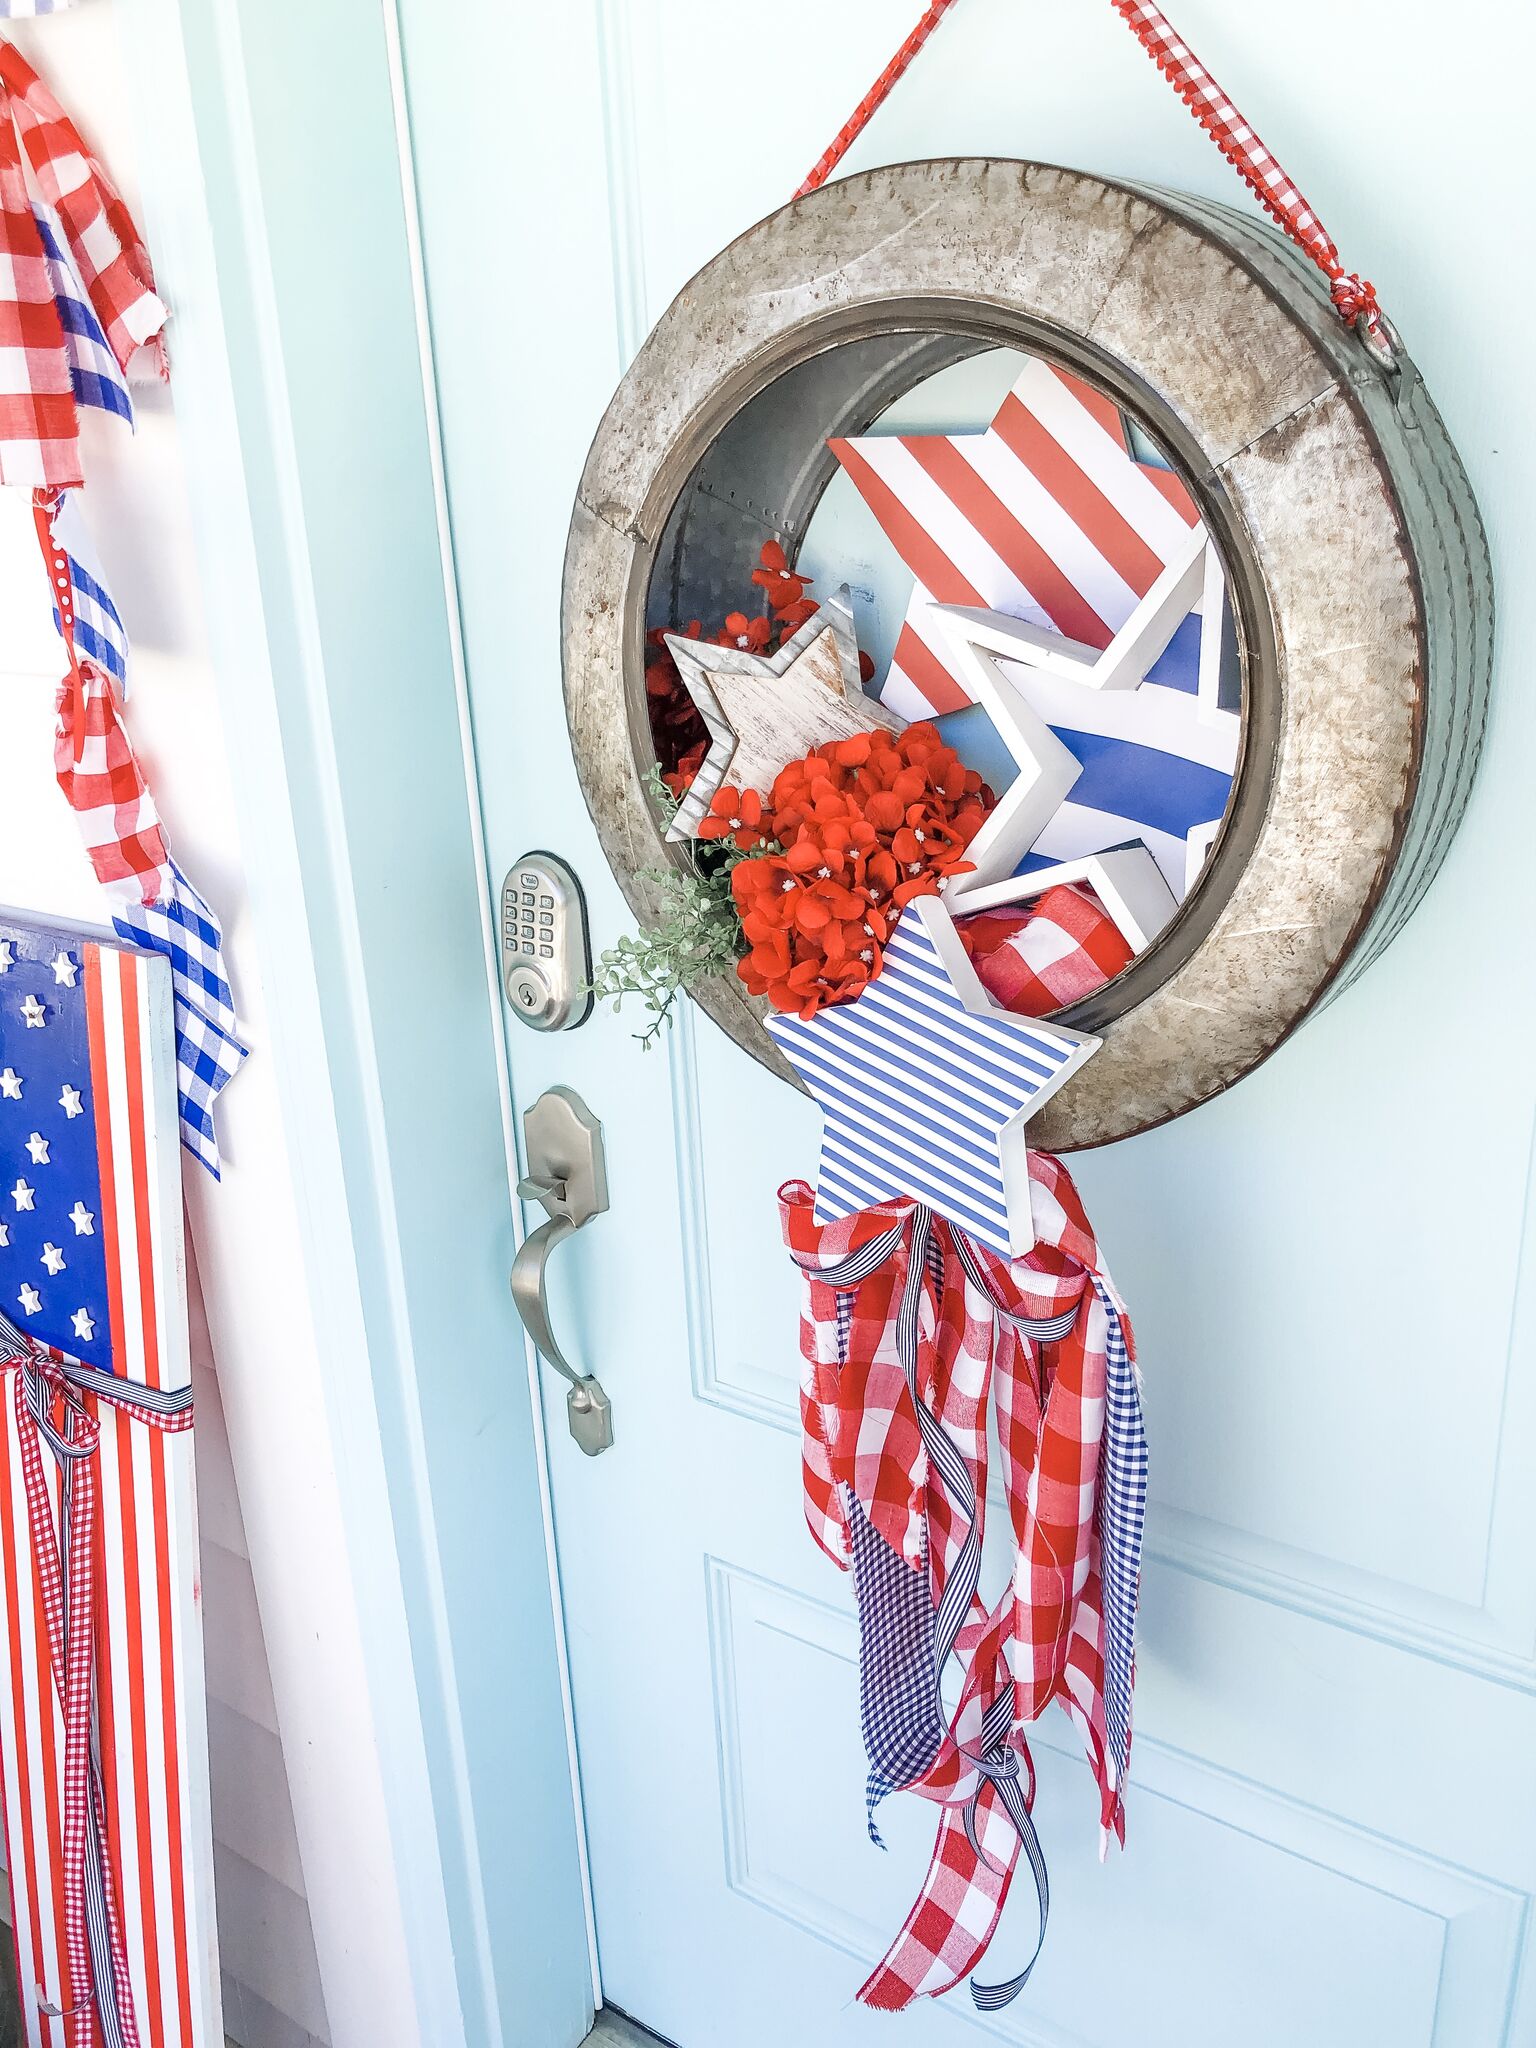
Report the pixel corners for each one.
[969,1769,1050,2011]
[858,1783,1017,2011]
[1094,1282,1147,1821]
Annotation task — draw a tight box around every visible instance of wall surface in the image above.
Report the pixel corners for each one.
[0,13,328,2046]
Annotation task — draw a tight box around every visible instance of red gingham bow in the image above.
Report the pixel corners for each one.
[781,1153,1137,2010]
[0,1327,193,2047]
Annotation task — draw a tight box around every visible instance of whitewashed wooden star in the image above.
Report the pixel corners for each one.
[0,1069,20,1101]
[39,1244,65,1276]
[0,941,11,975]
[17,1285,41,1317]
[24,1133,49,1167]
[59,1086,83,1120]
[68,1200,94,1236]
[71,1308,95,1343]
[50,951,77,987]
[11,1180,34,1213]
[19,994,46,1030]
[663,586,905,842]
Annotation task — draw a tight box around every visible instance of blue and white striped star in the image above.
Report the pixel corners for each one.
[766,897,1099,1257]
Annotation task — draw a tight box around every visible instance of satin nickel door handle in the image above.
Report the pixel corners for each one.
[510,1087,613,1456]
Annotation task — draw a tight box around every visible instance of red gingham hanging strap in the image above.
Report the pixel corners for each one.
[795,0,962,198]
[1109,1,1389,358]
[797,0,1393,363]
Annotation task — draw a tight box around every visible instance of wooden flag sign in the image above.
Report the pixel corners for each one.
[0,915,220,2047]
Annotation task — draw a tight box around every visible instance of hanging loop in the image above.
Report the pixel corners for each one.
[799,0,1396,368]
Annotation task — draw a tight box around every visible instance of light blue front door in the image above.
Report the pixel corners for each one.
[394,4,1536,2044]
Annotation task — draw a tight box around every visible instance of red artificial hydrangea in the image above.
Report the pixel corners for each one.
[721,724,992,1019]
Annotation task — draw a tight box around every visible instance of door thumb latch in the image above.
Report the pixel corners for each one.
[510,1086,613,1455]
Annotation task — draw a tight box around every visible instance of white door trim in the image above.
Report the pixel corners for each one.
[109,0,595,2040]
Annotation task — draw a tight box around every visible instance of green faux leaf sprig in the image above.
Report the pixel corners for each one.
[588,767,775,1048]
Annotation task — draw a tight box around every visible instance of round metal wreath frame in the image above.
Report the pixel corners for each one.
[562,160,1492,1149]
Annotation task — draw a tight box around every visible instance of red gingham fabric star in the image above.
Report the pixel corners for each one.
[957,884,1135,1017]
[781,1151,1139,2011]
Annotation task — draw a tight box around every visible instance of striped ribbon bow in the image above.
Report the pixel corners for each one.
[780,1150,1147,2011]
[0,1315,193,2048]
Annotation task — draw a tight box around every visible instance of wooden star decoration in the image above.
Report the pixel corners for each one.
[663,586,905,842]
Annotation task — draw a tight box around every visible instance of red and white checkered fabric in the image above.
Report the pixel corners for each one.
[38,487,172,905]
[957,884,1135,1017]
[1111,0,1384,342]
[782,1152,1136,2008]
[52,650,171,906]
[0,41,166,376]
[0,79,75,486]
[0,43,166,487]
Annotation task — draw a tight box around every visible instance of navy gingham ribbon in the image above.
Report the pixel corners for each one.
[952,1233,1146,1808]
[0,1312,192,2048]
[798,1206,1069,2009]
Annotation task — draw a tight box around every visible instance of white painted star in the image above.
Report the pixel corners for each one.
[58,1086,82,1120]
[11,1180,34,1213]
[0,941,11,974]
[0,1223,9,1247]
[17,1285,40,1316]
[49,951,77,988]
[39,1244,65,1276]
[927,585,1240,903]
[68,1201,94,1236]
[0,1069,20,1101]
[70,1308,95,1343]
[24,1132,49,1166]
[19,994,46,1030]
[917,605,1083,897]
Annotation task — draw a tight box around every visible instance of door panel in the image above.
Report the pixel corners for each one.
[396,2,1536,2043]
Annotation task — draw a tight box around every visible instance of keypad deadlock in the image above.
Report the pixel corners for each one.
[500,852,592,1032]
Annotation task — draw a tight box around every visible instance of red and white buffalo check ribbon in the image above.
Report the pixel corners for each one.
[781,1153,1143,2011]
[0,38,166,489]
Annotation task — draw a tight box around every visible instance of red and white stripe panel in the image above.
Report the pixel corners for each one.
[0,944,219,2046]
[831,356,1203,721]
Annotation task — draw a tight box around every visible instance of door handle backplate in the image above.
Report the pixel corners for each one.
[510,1086,613,1455]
